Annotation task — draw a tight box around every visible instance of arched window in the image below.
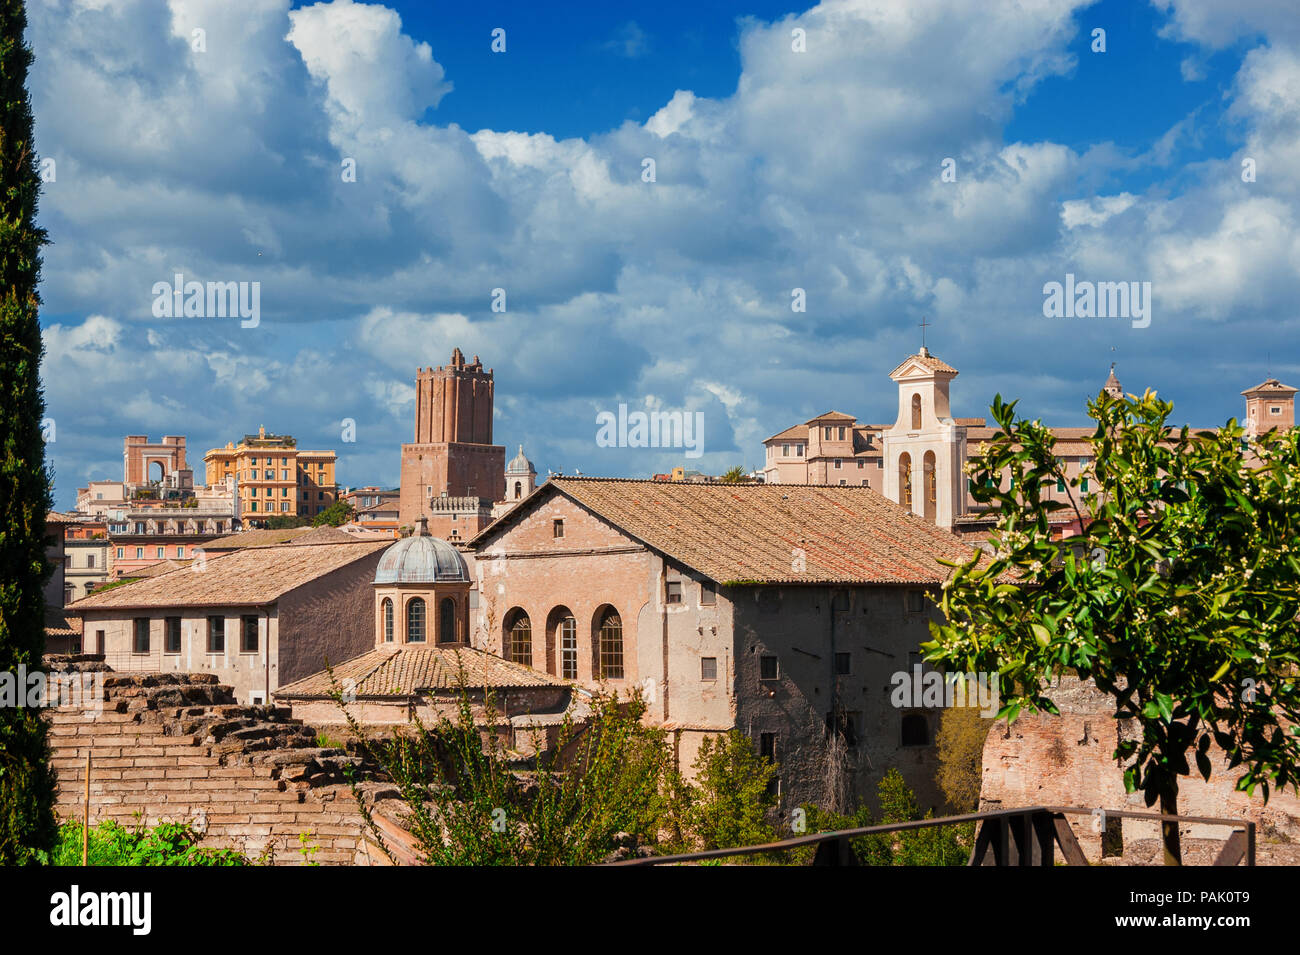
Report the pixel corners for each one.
[898,452,912,510]
[439,597,456,644]
[514,480,522,499]
[595,608,624,680]
[406,598,426,643]
[507,610,532,665]
[911,393,922,430]
[901,713,930,747]
[923,451,937,522]
[382,598,393,643]
[560,615,577,680]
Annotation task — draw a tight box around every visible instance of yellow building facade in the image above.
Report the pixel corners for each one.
[204,426,338,519]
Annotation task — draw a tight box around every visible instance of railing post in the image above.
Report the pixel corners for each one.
[812,834,855,866]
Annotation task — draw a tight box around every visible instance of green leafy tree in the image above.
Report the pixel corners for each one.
[311,498,354,527]
[935,705,994,812]
[336,666,670,865]
[925,390,1300,865]
[672,730,777,851]
[719,466,747,484]
[0,0,57,864]
[264,514,310,530]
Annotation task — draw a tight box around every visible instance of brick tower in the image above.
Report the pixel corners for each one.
[398,349,506,538]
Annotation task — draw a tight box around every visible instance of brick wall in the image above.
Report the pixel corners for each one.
[47,671,396,865]
[981,676,1300,862]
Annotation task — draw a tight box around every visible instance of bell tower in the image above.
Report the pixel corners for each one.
[880,347,967,528]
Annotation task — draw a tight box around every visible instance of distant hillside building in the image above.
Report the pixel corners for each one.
[204,425,338,521]
[763,349,1297,539]
[67,539,389,703]
[398,349,506,539]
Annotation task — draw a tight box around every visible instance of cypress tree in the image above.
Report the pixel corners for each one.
[0,0,57,863]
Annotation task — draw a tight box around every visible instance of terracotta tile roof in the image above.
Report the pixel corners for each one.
[274,645,564,699]
[45,613,82,638]
[284,525,356,545]
[889,352,959,377]
[804,410,857,423]
[66,540,389,612]
[204,527,318,550]
[764,424,808,443]
[485,477,984,585]
[127,558,193,579]
[1242,378,1298,397]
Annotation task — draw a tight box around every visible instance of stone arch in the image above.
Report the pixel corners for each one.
[911,393,922,430]
[505,607,531,666]
[546,605,577,678]
[592,605,624,681]
[898,452,913,511]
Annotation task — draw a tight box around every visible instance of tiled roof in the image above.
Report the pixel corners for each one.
[128,558,193,579]
[203,527,317,550]
[284,525,355,545]
[45,613,82,638]
[66,540,389,612]
[804,410,857,423]
[274,645,564,699]
[764,424,808,443]
[484,477,984,585]
[1242,378,1298,397]
[889,352,959,377]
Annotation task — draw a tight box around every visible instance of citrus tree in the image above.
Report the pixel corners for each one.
[924,389,1300,864]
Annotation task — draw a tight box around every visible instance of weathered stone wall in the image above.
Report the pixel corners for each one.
[980,676,1300,861]
[47,671,391,865]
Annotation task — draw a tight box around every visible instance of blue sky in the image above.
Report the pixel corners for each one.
[30,0,1300,508]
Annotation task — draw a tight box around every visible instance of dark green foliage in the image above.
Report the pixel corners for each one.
[795,769,973,866]
[311,499,354,527]
[0,0,56,864]
[663,729,778,852]
[49,820,247,866]
[924,389,1300,864]
[336,664,670,865]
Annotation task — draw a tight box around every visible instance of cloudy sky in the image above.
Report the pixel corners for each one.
[31,0,1300,508]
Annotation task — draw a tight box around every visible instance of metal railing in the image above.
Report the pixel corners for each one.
[608,805,1255,866]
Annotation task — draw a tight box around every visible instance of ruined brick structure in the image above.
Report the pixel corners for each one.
[980,676,1300,863]
[45,665,417,865]
[398,349,505,536]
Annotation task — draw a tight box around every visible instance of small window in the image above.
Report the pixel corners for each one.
[907,590,925,613]
[176,546,184,558]
[834,652,852,675]
[87,553,96,568]
[701,657,717,681]
[132,618,150,654]
[797,445,804,457]
[553,519,564,539]
[1270,406,1282,416]
[834,458,842,469]
[116,547,123,559]
[1081,478,1090,492]
[824,427,832,439]
[164,616,181,653]
[1056,478,1065,492]
[666,580,682,604]
[207,616,225,653]
[156,547,164,559]
[837,426,846,440]
[241,615,259,653]
[700,582,716,606]
[135,547,143,559]
[782,443,790,457]
[857,459,864,469]
[759,655,779,681]
[759,732,777,760]
[901,713,930,747]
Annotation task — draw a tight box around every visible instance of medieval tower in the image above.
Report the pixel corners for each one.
[398,349,506,539]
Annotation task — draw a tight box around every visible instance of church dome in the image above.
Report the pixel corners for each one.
[506,445,535,475]
[375,533,468,584]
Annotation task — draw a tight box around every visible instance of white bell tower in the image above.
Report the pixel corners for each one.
[880,348,967,528]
